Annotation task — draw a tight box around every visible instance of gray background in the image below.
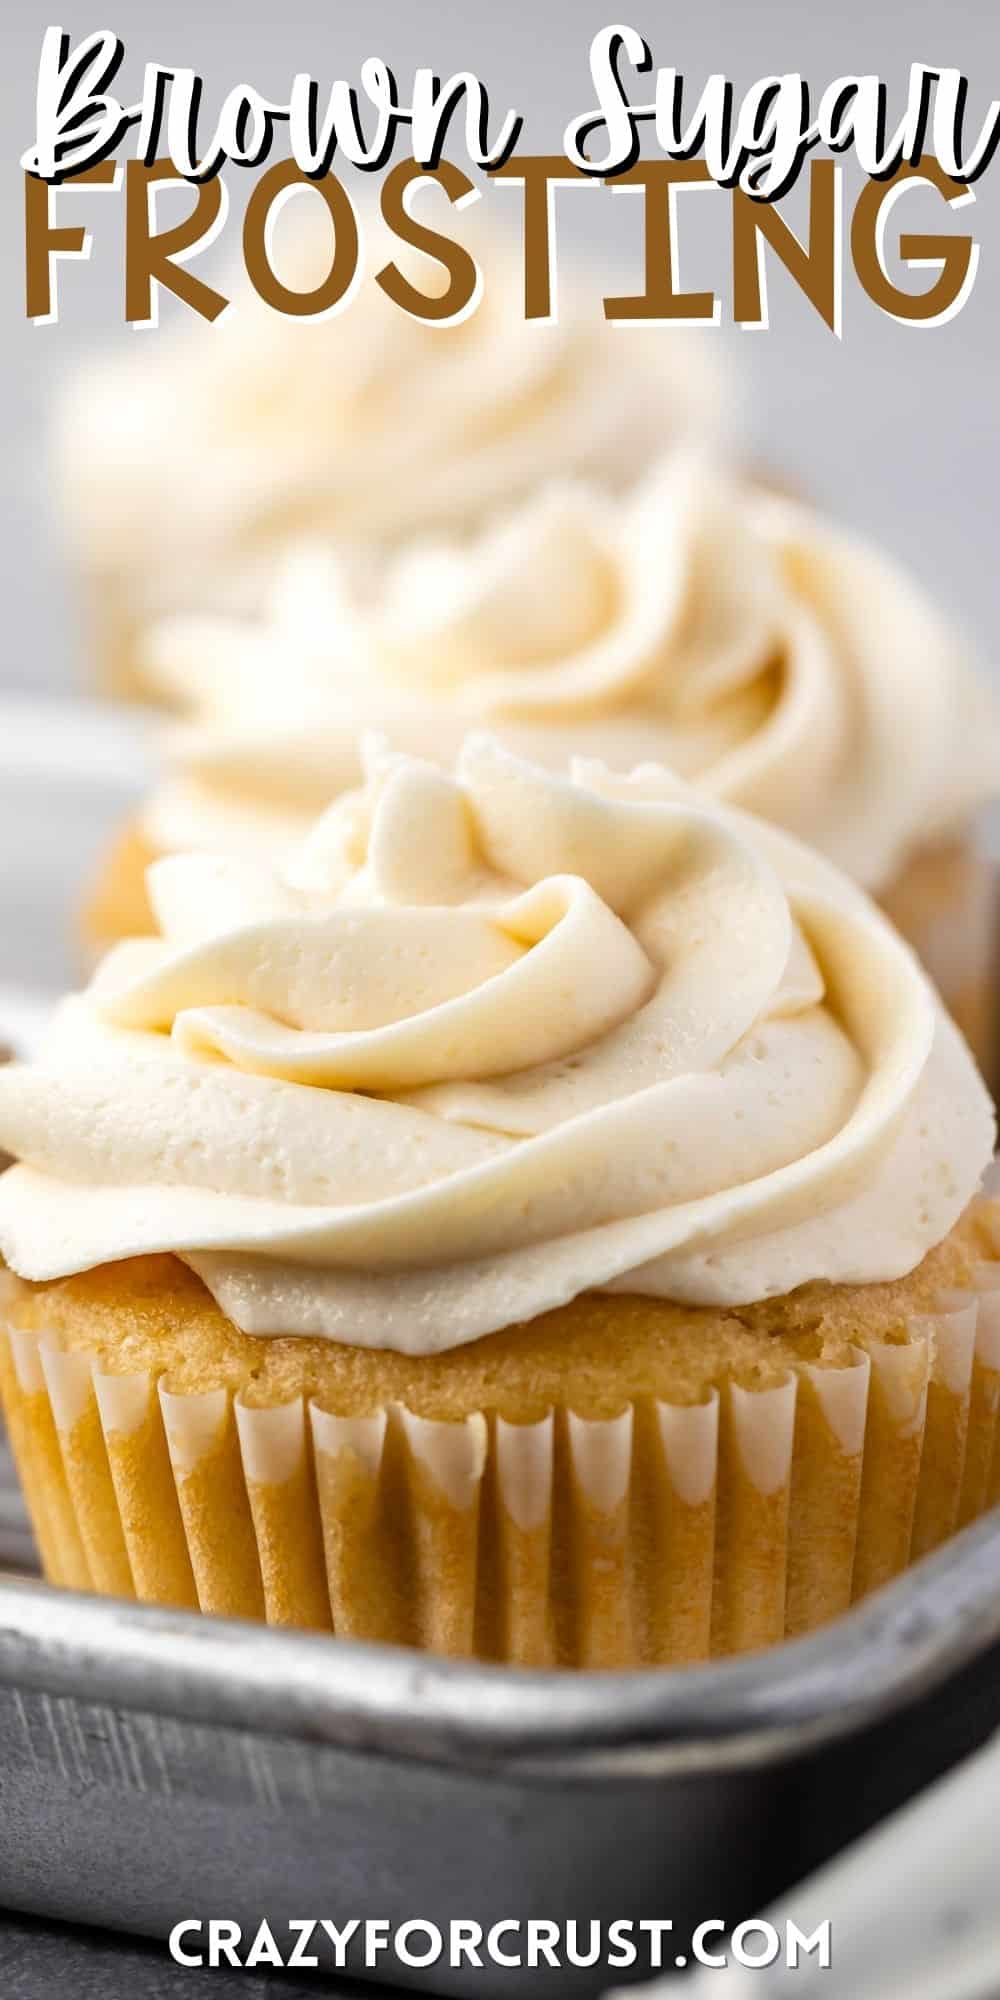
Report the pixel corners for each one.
[1,0,999,693]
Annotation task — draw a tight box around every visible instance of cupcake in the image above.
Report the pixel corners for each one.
[87,454,1000,1074]
[56,213,723,702]
[5,741,998,1667]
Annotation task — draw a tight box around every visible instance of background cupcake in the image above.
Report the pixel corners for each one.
[55,210,724,702]
[88,453,1000,1072]
[4,741,997,1666]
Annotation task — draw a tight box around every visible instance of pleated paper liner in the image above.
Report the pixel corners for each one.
[2,1262,1000,1670]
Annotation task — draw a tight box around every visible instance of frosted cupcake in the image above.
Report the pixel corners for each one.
[89,454,1000,1070]
[5,741,999,1667]
[57,213,723,700]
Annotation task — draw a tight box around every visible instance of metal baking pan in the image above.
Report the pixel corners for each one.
[0,722,997,1990]
[1,1467,1000,1997]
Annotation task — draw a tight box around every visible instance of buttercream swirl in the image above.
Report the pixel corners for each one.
[144,455,1000,894]
[0,740,992,1352]
[57,214,721,610]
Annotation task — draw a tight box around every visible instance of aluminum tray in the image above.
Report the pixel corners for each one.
[0,717,997,1989]
[0,1481,999,1996]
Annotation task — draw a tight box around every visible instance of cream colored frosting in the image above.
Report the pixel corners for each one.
[143,456,1000,895]
[56,212,722,610]
[0,741,993,1352]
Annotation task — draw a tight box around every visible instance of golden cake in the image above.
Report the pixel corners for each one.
[6,742,998,1666]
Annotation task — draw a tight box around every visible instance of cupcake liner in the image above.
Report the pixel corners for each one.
[958,1264,1000,1520]
[0,1326,90,1591]
[785,1350,869,1640]
[92,1364,199,1610]
[909,1300,977,1562]
[3,1257,1000,1668]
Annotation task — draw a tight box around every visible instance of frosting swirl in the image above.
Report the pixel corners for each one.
[0,741,992,1352]
[57,214,721,611]
[144,455,1000,894]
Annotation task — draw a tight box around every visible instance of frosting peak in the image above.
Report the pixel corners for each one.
[145,456,1000,893]
[0,742,993,1352]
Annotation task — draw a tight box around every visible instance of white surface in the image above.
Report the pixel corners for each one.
[647,1725,1000,2000]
